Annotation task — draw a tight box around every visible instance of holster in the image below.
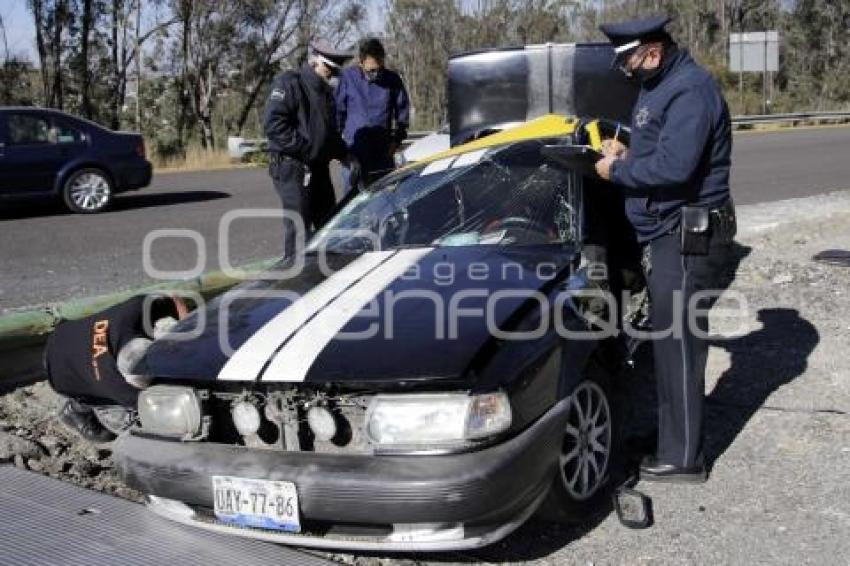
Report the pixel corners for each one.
[680,205,711,255]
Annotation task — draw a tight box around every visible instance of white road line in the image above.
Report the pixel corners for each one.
[261,248,433,382]
[217,251,395,381]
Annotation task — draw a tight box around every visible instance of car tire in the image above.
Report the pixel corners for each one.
[62,168,113,213]
[539,359,621,523]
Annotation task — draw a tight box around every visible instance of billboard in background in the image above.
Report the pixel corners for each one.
[730,31,779,73]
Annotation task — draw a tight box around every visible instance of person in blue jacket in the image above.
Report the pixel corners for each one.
[595,15,738,483]
[335,37,410,187]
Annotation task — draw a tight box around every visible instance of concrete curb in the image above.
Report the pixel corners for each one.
[736,189,850,239]
[0,258,278,348]
[0,258,278,385]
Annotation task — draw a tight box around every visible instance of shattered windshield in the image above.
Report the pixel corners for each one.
[307,139,582,254]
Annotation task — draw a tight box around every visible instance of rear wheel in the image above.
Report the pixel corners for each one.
[540,361,620,522]
[62,168,113,213]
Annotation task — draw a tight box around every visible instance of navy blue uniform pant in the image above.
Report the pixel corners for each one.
[269,157,336,259]
[645,231,731,467]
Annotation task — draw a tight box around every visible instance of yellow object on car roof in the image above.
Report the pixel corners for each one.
[405,114,580,170]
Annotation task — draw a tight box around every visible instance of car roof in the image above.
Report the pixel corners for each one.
[1,106,73,115]
[401,113,579,171]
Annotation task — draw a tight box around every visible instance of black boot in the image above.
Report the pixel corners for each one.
[639,455,707,483]
[59,400,117,444]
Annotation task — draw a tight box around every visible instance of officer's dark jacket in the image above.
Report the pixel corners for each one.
[263,64,347,165]
[610,47,732,242]
[45,296,175,407]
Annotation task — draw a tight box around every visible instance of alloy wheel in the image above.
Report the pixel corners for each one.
[69,172,111,211]
[559,380,612,501]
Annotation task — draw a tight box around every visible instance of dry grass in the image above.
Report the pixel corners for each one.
[151,147,257,173]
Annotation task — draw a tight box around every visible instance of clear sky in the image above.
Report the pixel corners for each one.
[1,0,36,62]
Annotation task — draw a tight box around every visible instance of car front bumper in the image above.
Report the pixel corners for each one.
[114,398,571,551]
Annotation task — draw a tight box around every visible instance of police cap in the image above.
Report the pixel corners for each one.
[599,15,673,66]
[309,39,353,71]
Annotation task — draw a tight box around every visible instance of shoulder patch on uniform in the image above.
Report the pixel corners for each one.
[635,106,651,128]
[270,88,286,101]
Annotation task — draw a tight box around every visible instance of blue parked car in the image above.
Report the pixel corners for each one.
[0,107,152,213]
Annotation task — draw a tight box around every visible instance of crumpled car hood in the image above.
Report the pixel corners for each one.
[137,246,573,387]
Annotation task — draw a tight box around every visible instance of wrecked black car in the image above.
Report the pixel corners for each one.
[110,43,647,551]
[113,110,647,551]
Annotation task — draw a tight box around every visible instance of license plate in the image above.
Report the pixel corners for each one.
[212,475,300,532]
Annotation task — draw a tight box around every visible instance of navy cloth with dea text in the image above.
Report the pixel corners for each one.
[45,296,177,407]
[610,47,732,243]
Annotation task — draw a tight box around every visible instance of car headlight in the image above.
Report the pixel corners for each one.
[365,391,511,447]
[138,385,203,438]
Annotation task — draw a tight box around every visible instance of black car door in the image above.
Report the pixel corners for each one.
[0,112,68,194]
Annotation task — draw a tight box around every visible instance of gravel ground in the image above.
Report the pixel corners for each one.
[0,383,142,502]
[1,199,848,565]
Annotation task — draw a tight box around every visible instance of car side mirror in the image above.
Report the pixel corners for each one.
[614,485,654,529]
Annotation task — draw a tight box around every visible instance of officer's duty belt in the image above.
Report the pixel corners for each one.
[269,153,303,165]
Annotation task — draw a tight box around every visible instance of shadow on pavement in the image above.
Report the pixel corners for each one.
[611,242,818,477]
[110,190,231,211]
[704,307,819,468]
[450,244,822,562]
[0,190,230,220]
[613,241,753,462]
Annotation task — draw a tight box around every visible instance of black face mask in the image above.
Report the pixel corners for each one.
[364,69,380,82]
[633,64,663,84]
[620,49,663,83]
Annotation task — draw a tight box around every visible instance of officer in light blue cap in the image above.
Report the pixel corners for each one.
[595,15,737,483]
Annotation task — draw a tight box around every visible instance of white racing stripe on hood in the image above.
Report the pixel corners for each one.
[261,247,434,382]
[217,251,395,381]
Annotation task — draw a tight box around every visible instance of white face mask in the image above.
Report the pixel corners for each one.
[327,76,340,89]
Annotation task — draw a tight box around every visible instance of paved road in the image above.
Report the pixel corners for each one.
[2,126,850,312]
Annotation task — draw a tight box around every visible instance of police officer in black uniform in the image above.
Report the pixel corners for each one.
[263,41,352,260]
[595,16,737,482]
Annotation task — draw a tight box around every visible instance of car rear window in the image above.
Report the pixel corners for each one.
[53,122,83,144]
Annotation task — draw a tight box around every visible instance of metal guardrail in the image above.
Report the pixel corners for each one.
[228,112,850,158]
[731,111,850,126]
[410,112,850,137]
